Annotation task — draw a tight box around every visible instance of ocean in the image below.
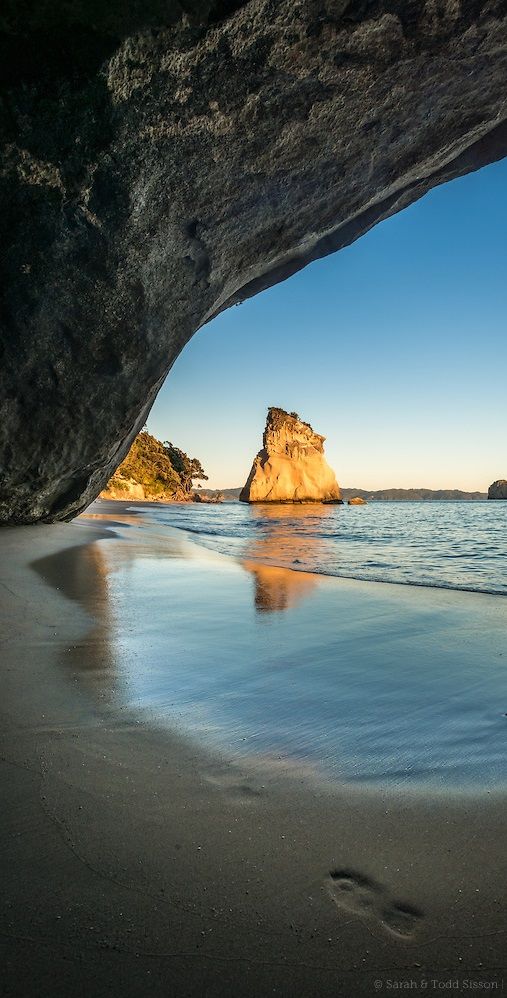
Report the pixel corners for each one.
[82,498,507,791]
[136,499,507,596]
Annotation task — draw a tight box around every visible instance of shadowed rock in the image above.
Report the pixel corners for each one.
[1,0,507,522]
[488,480,507,500]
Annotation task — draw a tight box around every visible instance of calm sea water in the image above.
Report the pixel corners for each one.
[76,499,507,791]
[137,500,507,595]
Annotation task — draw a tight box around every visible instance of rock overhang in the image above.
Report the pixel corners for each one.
[1,0,507,522]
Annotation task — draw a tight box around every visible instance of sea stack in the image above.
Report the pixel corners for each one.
[488,480,507,499]
[240,408,342,504]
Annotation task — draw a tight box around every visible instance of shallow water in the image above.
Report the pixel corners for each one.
[134,500,507,596]
[61,514,507,792]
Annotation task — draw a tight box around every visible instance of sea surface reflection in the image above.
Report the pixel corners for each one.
[145,499,507,595]
[33,512,507,793]
[241,504,323,611]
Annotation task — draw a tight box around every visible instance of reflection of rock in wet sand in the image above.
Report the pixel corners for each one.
[32,540,109,612]
[243,560,318,612]
[80,509,144,528]
[30,523,203,700]
[241,502,337,612]
[31,541,116,691]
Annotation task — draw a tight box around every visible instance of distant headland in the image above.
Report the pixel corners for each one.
[209,487,488,502]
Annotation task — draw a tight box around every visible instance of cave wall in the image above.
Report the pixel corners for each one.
[1,0,506,522]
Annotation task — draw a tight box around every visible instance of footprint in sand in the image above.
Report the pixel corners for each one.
[327,868,423,939]
[381,900,423,938]
[328,870,381,915]
[204,770,264,804]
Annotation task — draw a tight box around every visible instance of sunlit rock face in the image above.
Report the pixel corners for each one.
[240,408,341,503]
[488,480,507,500]
[2,1,507,522]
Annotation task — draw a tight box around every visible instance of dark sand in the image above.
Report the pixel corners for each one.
[0,502,506,997]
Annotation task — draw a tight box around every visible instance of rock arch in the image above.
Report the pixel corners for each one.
[1,0,506,522]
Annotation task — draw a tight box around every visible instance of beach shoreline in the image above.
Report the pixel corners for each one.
[1,503,506,996]
[95,495,507,599]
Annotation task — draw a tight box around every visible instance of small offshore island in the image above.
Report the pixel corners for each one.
[240,407,342,503]
[488,479,507,499]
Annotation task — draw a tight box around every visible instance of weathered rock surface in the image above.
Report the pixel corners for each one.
[348,496,367,505]
[240,407,341,503]
[100,478,147,502]
[100,477,189,502]
[2,1,507,522]
[488,480,507,500]
[192,491,223,503]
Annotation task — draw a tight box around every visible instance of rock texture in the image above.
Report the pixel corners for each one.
[100,478,147,502]
[2,2,507,522]
[100,478,188,502]
[348,496,367,505]
[488,480,507,500]
[192,491,223,503]
[240,408,341,503]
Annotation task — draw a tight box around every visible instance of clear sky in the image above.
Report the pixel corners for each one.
[148,158,507,492]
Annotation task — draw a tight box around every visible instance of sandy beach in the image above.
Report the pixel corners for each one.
[1,501,506,997]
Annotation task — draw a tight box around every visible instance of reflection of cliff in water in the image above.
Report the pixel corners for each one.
[243,560,318,612]
[31,540,117,692]
[30,516,200,704]
[242,503,337,612]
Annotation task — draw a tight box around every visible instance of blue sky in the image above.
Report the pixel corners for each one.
[149,158,507,491]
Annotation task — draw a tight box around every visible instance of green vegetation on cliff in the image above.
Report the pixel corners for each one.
[104,431,207,501]
[162,443,208,493]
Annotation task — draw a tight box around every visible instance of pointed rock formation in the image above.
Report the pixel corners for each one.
[488,480,507,500]
[240,408,341,504]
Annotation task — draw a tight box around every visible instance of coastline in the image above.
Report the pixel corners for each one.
[1,504,506,996]
[97,495,507,599]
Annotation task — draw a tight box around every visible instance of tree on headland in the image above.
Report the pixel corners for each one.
[102,430,208,501]
[163,442,208,494]
[108,431,181,497]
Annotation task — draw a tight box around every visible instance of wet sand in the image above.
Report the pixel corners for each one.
[0,502,506,997]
